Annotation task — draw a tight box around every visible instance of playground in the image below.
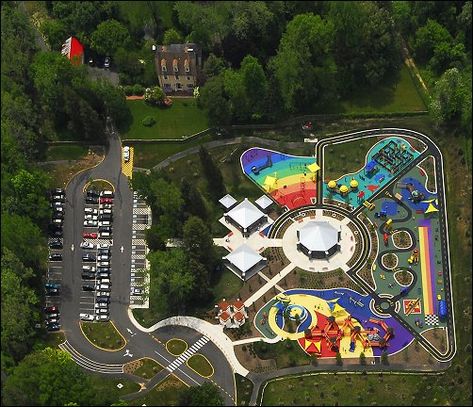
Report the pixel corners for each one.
[240,147,319,209]
[323,136,421,208]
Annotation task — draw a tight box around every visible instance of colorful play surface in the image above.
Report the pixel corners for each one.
[255,289,414,359]
[323,136,421,208]
[240,148,319,209]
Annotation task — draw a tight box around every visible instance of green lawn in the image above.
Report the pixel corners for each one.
[81,321,125,350]
[129,374,187,406]
[89,374,141,405]
[133,358,163,379]
[324,64,427,114]
[46,145,88,161]
[236,373,253,406]
[212,268,244,302]
[123,98,209,140]
[187,354,213,377]
[166,339,188,356]
[253,340,313,369]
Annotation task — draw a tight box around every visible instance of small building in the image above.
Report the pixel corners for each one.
[61,36,84,66]
[223,243,267,280]
[365,160,378,176]
[155,43,202,94]
[224,198,267,237]
[254,195,273,212]
[297,221,341,259]
[218,194,237,210]
[216,298,248,328]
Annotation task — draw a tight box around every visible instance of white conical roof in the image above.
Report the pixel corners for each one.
[226,198,265,229]
[224,244,263,273]
[298,221,339,252]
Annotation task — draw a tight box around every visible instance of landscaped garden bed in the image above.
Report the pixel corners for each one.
[80,321,126,350]
[186,354,214,378]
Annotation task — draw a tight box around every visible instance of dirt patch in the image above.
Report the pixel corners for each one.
[293,267,365,294]
[388,339,438,367]
[381,253,399,270]
[124,359,143,374]
[421,328,448,354]
[393,230,412,249]
[43,146,105,187]
[394,269,413,286]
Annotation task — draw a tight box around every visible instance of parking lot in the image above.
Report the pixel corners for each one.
[78,188,115,322]
[129,191,151,308]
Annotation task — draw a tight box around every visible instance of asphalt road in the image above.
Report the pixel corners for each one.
[60,121,236,405]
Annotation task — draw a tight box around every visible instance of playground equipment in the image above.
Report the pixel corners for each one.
[328,180,337,189]
[407,249,419,265]
[439,300,448,319]
[373,140,414,174]
[383,219,393,234]
[276,293,291,306]
[397,182,425,203]
[251,155,272,175]
[383,232,389,246]
[340,316,393,351]
[350,179,359,190]
[363,200,375,210]
[375,210,387,218]
[302,121,313,131]
[405,298,421,316]
[394,192,403,201]
[365,160,378,176]
[339,185,349,196]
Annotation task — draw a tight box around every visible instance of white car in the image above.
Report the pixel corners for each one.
[83,220,98,227]
[95,302,108,309]
[98,261,110,267]
[98,220,112,227]
[100,190,114,197]
[101,204,113,209]
[80,241,95,249]
[131,287,144,295]
[97,290,111,297]
[80,313,95,321]
[82,265,96,272]
[100,209,112,215]
[123,146,130,162]
[85,214,98,221]
[98,278,111,284]
[99,232,111,238]
[96,308,109,315]
[98,243,111,249]
[84,208,98,214]
[96,314,109,321]
[97,255,109,261]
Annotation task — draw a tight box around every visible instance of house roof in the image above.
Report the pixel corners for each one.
[233,311,245,321]
[61,36,84,65]
[224,244,263,273]
[155,43,200,76]
[233,299,245,310]
[226,198,265,230]
[218,194,237,209]
[218,300,230,310]
[219,311,230,321]
[298,221,339,252]
[255,195,273,210]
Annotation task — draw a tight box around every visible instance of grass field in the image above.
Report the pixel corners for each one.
[166,339,188,356]
[81,321,125,350]
[133,358,163,379]
[129,374,187,406]
[123,99,209,140]
[186,354,214,377]
[89,374,141,405]
[236,373,254,406]
[212,268,244,301]
[46,145,88,161]
[326,64,427,114]
[254,340,313,369]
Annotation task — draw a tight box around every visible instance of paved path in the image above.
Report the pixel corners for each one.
[244,263,295,307]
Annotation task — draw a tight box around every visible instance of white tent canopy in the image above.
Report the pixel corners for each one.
[225,198,265,230]
[224,244,263,273]
[255,195,273,210]
[298,221,339,252]
[218,194,237,209]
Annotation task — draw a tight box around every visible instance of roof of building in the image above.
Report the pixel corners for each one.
[219,194,237,209]
[233,311,245,321]
[350,179,359,188]
[365,160,377,171]
[328,180,336,188]
[298,221,339,252]
[219,311,230,321]
[61,37,84,65]
[224,244,264,273]
[233,299,245,310]
[255,195,273,210]
[155,43,200,76]
[226,198,265,230]
[218,300,230,310]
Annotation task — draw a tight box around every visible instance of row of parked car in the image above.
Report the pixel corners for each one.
[80,189,114,322]
[45,188,66,332]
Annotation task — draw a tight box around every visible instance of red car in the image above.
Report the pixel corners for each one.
[100,197,113,204]
[83,232,98,239]
[44,306,58,313]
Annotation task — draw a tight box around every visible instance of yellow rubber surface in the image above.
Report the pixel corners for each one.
[122,146,134,179]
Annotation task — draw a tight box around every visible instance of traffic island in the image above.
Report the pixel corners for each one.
[80,321,126,351]
[165,338,188,356]
[186,354,214,378]
[124,357,163,379]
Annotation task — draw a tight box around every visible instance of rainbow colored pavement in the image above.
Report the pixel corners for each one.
[240,148,319,209]
[418,219,436,316]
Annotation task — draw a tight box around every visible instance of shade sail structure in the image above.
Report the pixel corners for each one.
[298,221,339,252]
[226,198,266,230]
[224,244,263,273]
[255,195,273,210]
[307,162,320,173]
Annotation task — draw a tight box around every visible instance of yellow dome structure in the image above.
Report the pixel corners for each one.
[350,179,359,189]
[339,185,349,194]
[328,180,337,189]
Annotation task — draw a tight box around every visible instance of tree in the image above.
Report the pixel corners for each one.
[91,79,131,130]
[163,28,183,45]
[223,68,250,121]
[391,1,412,36]
[178,382,224,406]
[270,13,337,113]
[198,74,232,125]
[91,19,130,56]
[148,249,195,314]
[336,351,343,366]
[113,47,144,85]
[359,351,366,365]
[1,250,39,362]
[180,177,207,220]
[429,67,470,130]
[381,350,389,365]
[430,41,466,74]
[203,53,227,78]
[151,178,184,239]
[40,18,68,51]
[413,19,453,64]
[183,216,216,271]
[144,86,166,106]
[2,348,95,406]
[199,146,226,200]
[145,225,166,251]
[240,55,267,118]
